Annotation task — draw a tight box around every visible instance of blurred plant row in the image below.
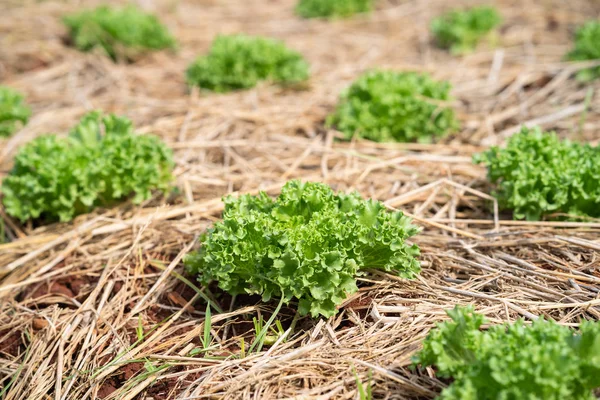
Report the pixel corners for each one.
[2,2,598,222]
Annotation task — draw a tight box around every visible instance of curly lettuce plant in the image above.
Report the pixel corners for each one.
[184,181,421,318]
[412,306,600,400]
[0,86,31,138]
[327,70,458,143]
[2,112,174,222]
[431,6,502,54]
[186,34,310,92]
[295,0,373,19]
[566,21,600,81]
[63,5,176,61]
[474,126,600,221]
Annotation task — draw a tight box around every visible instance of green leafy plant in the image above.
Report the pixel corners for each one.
[63,5,176,61]
[295,0,373,19]
[474,126,600,221]
[431,6,502,54]
[0,86,31,138]
[327,70,458,143]
[2,111,174,222]
[566,21,600,81]
[186,34,310,92]
[184,181,421,318]
[412,306,600,400]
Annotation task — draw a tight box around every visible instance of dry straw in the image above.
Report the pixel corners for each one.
[1,0,599,399]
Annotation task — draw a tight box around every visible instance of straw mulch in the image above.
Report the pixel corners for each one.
[1,0,600,399]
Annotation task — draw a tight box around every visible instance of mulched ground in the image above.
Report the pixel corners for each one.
[1,0,599,399]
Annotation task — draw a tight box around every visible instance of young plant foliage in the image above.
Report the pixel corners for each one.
[186,35,310,92]
[295,0,373,19]
[184,181,421,318]
[565,20,600,81]
[327,70,458,143]
[412,306,600,400]
[474,126,600,220]
[63,5,176,61]
[431,6,502,54]
[2,112,174,222]
[0,86,31,138]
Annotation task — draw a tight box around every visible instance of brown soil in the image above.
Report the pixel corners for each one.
[97,378,118,399]
[19,274,94,306]
[0,330,24,357]
[120,362,145,381]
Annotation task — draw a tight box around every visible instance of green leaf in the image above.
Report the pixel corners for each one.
[1,111,175,222]
[565,20,600,81]
[413,306,600,400]
[249,298,285,353]
[475,126,600,220]
[431,6,502,55]
[202,304,212,350]
[186,34,310,93]
[327,70,459,143]
[184,181,421,318]
[63,5,176,62]
[0,86,31,138]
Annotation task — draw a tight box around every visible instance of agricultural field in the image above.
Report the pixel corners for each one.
[1,0,600,399]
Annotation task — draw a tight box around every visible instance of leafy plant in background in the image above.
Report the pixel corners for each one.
[0,86,31,138]
[186,34,310,92]
[2,111,174,222]
[412,306,600,400]
[474,126,600,221]
[184,180,421,318]
[565,20,600,81]
[295,0,373,19]
[327,70,458,143]
[431,6,502,54]
[63,5,176,61]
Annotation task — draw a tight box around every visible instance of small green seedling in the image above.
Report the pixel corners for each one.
[352,366,373,400]
[136,315,144,342]
[189,305,219,356]
[121,360,170,392]
[90,320,163,380]
[201,305,213,350]
[248,298,285,354]
[431,6,502,54]
[253,316,286,347]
